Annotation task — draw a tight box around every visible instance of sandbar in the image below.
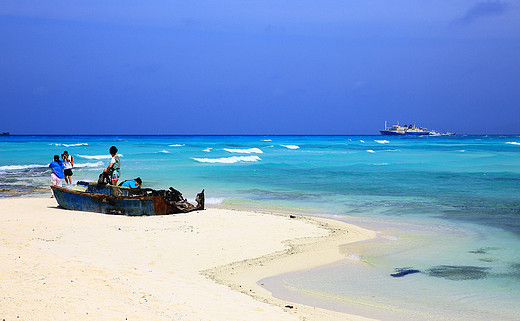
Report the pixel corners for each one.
[0,197,377,320]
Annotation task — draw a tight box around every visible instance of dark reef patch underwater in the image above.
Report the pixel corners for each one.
[426,265,490,280]
[391,265,494,280]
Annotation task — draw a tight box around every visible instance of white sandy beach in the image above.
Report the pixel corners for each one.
[0,197,377,321]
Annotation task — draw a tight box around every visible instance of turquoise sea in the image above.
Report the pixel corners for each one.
[1,135,519,319]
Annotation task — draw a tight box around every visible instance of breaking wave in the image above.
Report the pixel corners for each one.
[169,144,184,147]
[74,161,104,168]
[158,150,170,154]
[262,139,272,142]
[64,143,89,147]
[50,143,89,147]
[506,142,520,146]
[77,154,123,160]
[375,140,390,144]
[0,161,104,171]
[367,150,376,153]
[224,148,263,154]
[192,156,261,164]
[281,145,300,150]
[0,164,46,171]
[203,148,212,152]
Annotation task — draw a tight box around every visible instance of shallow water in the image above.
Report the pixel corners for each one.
[1,135,519,318]
[261,214,520,320]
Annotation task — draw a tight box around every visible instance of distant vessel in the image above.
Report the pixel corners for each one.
[1,132,9,136]
[428,130,455,136]
[380,122,429,136]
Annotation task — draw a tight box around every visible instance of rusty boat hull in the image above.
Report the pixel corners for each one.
[52,182,204,216]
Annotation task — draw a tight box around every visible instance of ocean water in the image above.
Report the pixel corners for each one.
[1,135,519,319]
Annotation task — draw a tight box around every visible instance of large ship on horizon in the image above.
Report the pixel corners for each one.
[380,121,429,136]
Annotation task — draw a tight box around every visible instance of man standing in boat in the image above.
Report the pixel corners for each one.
[104,146,120,185]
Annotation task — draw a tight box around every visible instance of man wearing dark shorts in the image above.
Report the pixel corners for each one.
[62,151,74,184]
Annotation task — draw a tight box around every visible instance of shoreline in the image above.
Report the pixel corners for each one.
[0,196,379,321]
[203,209,378,321]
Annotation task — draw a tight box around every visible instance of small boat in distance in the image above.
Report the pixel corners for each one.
[52,181,205,216]
[1,132,9,136]
[380,121,429,136]
[428,130,456,136]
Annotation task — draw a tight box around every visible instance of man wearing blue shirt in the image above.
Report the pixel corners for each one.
[120,177,142,189]
[49,154,65,197]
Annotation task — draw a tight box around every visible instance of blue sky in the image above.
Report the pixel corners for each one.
[1,1,519,134]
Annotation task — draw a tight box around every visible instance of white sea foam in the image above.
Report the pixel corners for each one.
[261,139,272,142]
[169,144,184,147]
[281,145,300,149]
[360,140,365,143]
[0,161,103,171]
[224,148,263,154]
[74,161,104,168]
[506,142,520,146]
[203,148,212,152]
[367,150,376,153]
[50,143,88,147]
[0,164,46,171]
[64,143,88,147]
[192,156,261,164]
[159,150,170,154]
[372,163,389,166]
[375,140,390,144]
[77,154,123,160]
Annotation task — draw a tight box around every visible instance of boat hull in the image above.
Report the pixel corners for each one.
[380,130,404,135]
[380,130,429,136]
[52,186,167,216]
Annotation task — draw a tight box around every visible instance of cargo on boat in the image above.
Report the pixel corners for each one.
[52,181,204,216]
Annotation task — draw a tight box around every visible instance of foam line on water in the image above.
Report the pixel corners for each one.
[281,145,300,149]
[192,156,261,164]
[0,164,46,171]
[77,154,123,159]
[74,161,104,168]
[0,161,104,171]
[224,148,263,154]
[50,143,89,147]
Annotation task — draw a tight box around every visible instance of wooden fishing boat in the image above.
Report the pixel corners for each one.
[52,181,204,216]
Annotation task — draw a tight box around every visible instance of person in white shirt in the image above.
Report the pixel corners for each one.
[62,151,74,184]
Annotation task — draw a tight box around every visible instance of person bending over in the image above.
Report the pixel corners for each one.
[119,177,142,189]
